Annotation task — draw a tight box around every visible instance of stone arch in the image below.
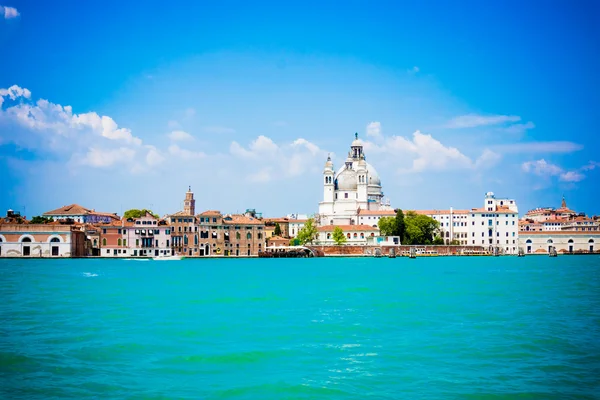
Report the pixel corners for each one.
[526,239,532,243]
[568,239,574,243]
[19,235,35,242]
[0,234,6,243]
[589,238,595,243]
[47,235,63,243]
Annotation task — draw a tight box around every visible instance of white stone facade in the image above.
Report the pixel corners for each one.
[519,232,598,254]
[318,134,391,227]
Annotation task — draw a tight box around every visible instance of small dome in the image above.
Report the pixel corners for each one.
[351,139,362,147]
[336,168,357,191]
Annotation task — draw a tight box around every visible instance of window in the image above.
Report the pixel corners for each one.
[123,239,127,246]
[102,238,107,246]
[346,233,351,238]
[327,233,331,239]
[166,240,170,247]
[247,233,252,239]
[118,238,122,246]
[258,233,262,239]
[213,218,217,223]
[353,233,357,238]
[345,193,348,199]
[103,229,107,234]
[136,239,139,246]
[236,232,241,240]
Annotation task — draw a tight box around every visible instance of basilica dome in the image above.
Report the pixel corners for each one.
[335,168,357,191]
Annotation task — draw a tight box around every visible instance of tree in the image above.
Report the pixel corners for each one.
[332,226,347,245]
[30,216,53,224]
[289,238,300,246]
[274,222,282,236]
[433,236,445,245]
[124,209,160,219]
[403,211,440,245]
[395,209,406,240]
[449,239,460,245]
[378,216,396,236]
[296,218,318,245]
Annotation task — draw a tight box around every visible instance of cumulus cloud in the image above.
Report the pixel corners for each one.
[363,130,497,173]
[80,147,136,168]
[168,144,205,160]
[521,158,595,183]
[0,5,19,19]
[447,114,521,128]
[145,146,165,166]
[229,135,325,182]
[168,130,194,141]
[366,121,382,139]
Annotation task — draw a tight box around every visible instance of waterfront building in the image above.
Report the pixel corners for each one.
[0,223,86,257]
[264,218,290,238]
[166,187,198,256]
[318,133,392,227]
[524,197,577,222]
[125,213,172,257]
[197,211,266,256]
[415,192,520,254]
[519,198,599,233]
[519,231,598,254]
[288,218,307,238]
[317,224,380,245]
[357,209,397,228]
[43,204,119,224]
[98,219,129,257]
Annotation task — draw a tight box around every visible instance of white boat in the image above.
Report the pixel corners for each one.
[152,255,185,261]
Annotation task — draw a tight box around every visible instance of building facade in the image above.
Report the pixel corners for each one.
[416,192,520,254]
[197,211,266,256]
[318,134,392,227]
[43,204,119,224]
[167,188,198,256]
[0,223,86,257]
[519,232,598,254]
[317,224,380,245]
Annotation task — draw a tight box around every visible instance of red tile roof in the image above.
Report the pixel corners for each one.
[412,209,470,215]
[222,214,264,225]
[199,210,222,216]
[43,204,119,219]
[357,209,396,216]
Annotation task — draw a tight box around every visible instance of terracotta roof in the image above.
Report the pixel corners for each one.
[358,209,396,216]
[43,204,118,218]
[264,218,289,223]
[543,219,566,223]
[318,224,379,232]
[288,219,308,223]
[222,214,264,225]
[199,210,222,216]
[168,211,195,217]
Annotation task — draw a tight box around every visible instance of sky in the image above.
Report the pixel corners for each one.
[1,0,599,218]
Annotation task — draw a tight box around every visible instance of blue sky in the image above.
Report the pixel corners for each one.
[1,0,599,218]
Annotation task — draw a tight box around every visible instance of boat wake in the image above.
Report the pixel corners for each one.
[82,272,98,277]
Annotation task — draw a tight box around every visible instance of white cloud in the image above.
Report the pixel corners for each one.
[366,121,382,139]
[521,159,594,183]
[1,5,19,19]
[72,112,142,145]
[559,171,585,182]
[168,144,205,160]
[81,147,136,168]
[494,141,583,154]
[474,149,502,169]
[229,135,325,182]
[502,121,535,135]
[447,114,521,128]
[581,161,600,171]
[168,130,194,141]
[521,159,563,176]
[145,146,165,166]
[203,126,236,134]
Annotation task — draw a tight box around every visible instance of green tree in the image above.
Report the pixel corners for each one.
[403,211,440,245]
[296,218,318,245]
[433,236,445,245]
[378,216,396,236]
[30,216,53,224]
[289,238,300,246]
[449,239,460,245]
[124,209,159,219]
[274,222,282,236]
[395,209,406,240]
[332,226,347,245]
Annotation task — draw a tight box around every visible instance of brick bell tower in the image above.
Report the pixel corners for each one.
[183,186,195,215]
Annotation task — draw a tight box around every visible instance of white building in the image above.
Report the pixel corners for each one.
[416,192,520,254]
[0,224,86,257]
[519,232,598,254]
[318,133,392,227]
[357,209,397,228]
[288,219,307,238]
[317,224,380,245]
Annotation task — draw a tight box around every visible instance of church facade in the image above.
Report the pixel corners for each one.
[317,134,392,227]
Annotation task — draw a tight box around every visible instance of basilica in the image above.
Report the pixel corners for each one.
[318,134,392,226]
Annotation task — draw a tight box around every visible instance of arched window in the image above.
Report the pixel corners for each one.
[327,233,331,239]
[346,233,351,238]
[526,239,532,244]
[360,233,364,238]
[50,237,60,243]
[371,233,374,237]
[258,233,262,239]
[21,237,32,242]
[568,239,574,243]
[194,235,198,245]
[123,239,127,247]
[102,238,107,246]
[93,239,97,246]
[353,233,357,238]
[236,232,241,240]
[247,233,252,239]
[184,235,188,245]
[547,239,553,244]
[589,239,595,243]
[118,238,122,246]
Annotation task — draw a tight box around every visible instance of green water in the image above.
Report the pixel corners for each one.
[1,256,599,399]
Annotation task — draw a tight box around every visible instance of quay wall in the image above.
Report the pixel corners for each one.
[312,245,489,256]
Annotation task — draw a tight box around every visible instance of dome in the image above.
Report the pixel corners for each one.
[336,168,357,191]
[351,139,362,147]
[366,163,381,186]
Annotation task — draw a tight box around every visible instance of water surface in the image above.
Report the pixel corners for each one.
[1,256,599,399]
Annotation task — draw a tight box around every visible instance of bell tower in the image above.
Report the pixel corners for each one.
[323,155,335,203]
[183,186,195,215]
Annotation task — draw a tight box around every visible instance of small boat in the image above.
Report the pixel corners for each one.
[153,255,185,261]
